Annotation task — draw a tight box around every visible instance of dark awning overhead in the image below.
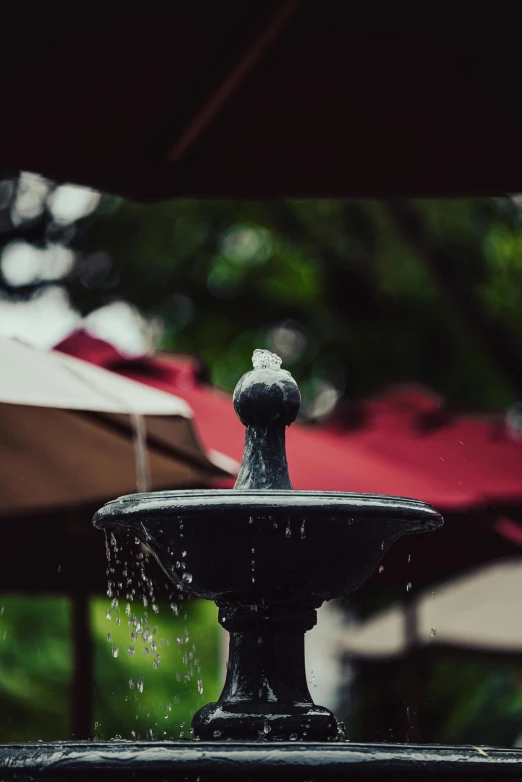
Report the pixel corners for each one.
[2,6,521,200]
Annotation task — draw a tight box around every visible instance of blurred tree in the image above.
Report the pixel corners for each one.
[0,597,71,741]
[0,595,221,741]
[91,596,220,740]
[75,196,521,411]
[1,175,521,411]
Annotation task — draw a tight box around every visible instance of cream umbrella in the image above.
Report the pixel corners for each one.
[0,336,230,517]
[339,559,522,659]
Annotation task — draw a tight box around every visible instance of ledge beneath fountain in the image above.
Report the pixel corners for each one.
[0,741,520,781]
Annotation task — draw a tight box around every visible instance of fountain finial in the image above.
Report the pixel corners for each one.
[233,349,300,489]
[251,348,282,370]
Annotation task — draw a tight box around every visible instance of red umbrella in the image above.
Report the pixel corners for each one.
[57,332,473,503]
[56,333,521,587]
[327,386,522,511]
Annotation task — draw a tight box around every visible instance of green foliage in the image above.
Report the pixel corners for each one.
[0,595,221,741]
[0,597,71,741]
[92,597,221,740]
[425,656,522,746]
[73,197,522,410]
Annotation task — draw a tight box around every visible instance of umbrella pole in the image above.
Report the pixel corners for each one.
[402,598,422,742]
[70,592,93,739]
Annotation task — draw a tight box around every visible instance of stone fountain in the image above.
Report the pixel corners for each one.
[93,349,443,742]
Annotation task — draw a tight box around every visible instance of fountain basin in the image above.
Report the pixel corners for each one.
[0,741,519,781]
[94,489,442,605]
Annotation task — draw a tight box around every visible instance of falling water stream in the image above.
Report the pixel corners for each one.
[103,530,208,740]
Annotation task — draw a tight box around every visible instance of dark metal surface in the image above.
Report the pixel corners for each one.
[0,742,521,781]
[233,352,300,489]
[93,351,443,741]
[94,489,441,603]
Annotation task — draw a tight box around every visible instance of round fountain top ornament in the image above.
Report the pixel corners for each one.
[252,348,283,370]
[233,348,300,428]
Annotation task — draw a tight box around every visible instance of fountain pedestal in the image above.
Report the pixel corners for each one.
[94,349,443,741]
[194,604,336,741]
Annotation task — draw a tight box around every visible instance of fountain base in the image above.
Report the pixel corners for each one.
[192,603,337,741]
[193,701,337,741]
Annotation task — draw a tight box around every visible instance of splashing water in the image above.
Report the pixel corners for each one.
[102,529,207,739]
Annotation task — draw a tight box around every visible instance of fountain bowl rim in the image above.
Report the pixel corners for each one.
[93,489,443,531]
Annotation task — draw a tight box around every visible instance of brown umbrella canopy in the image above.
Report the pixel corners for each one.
[1,7,521,200]
[0,337,229,518]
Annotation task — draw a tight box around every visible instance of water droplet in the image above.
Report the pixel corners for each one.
[300,520,306,539]
[106,610,112,620]
[213,730,222,738]
[129,678,135,690]
[285,521,291,538]
[430,627,437,637]
[378,565,384,574]
[111,646,119,658]
[111,598,119,610]
[137,677,144,693]
[106,633,112,643]
[249,516,254,525]
[197,678,204,695]
[289,733,298,741]
[182,550,187,558]
[381,540,385,550]
[128,646,135,656]
[407,553,411,563]
[152,604,159,614]
[182,573,193,585]
[406,582,412,592]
